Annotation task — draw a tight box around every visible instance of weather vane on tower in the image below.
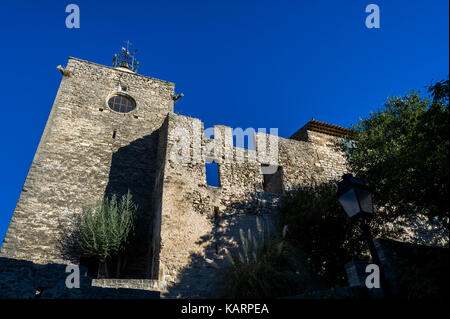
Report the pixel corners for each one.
[112,40,140,72]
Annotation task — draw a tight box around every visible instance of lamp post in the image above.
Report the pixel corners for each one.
[337,173,390,298]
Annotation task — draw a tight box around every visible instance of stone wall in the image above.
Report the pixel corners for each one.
[0,58,175,278]
[152,114,349,297]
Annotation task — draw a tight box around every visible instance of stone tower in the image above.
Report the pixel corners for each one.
[0,48,175,277]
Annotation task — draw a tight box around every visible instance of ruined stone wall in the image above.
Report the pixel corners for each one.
[287,130,348,183]
[155,114,216,295]
[153,115,349,297]
[1,58,175,278]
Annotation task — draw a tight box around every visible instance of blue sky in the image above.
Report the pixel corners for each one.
[0,0,448,243]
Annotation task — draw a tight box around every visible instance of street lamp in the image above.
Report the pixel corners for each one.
[337,173,390,297]
[337,173,373,218]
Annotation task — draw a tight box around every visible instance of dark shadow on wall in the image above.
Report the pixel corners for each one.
[57,130,162,279]
[0,257,159,299]
[374,238,449,299]
[161,192,266,299]
[103,130,160,279]
[160,186,449,299]
[161,191,329,299]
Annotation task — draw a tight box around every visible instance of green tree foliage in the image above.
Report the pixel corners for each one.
[278,182,371,286]
[429,78,449,103]
[338,78,449,227]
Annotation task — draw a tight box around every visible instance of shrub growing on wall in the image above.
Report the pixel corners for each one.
[61,192,137,278]
[212,218,327,298]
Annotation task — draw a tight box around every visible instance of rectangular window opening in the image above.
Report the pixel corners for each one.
[205,162,220,187]
[262,164,283,195]
[112,130,117,139]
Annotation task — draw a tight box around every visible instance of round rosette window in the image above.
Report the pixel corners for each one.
[107,94,136,113]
